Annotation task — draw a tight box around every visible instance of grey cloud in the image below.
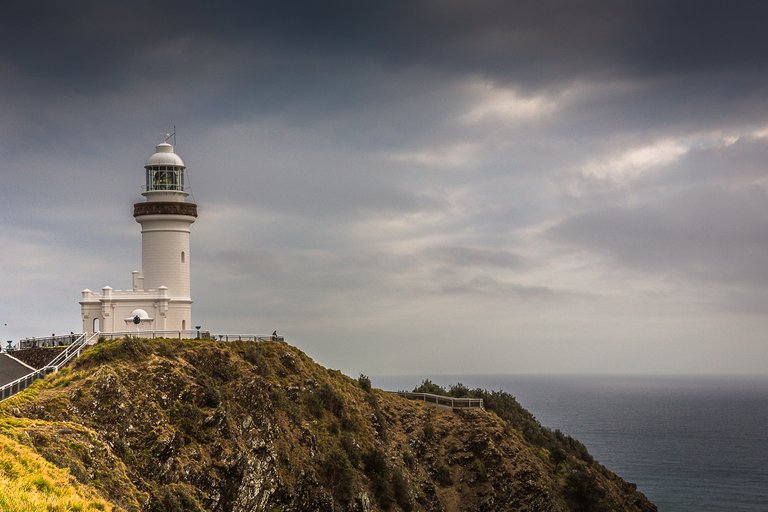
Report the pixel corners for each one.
[439,275,563,300]
[657,137,768,188]
[551,184,768,287]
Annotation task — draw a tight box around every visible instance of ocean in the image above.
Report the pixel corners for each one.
[371,374,768,512]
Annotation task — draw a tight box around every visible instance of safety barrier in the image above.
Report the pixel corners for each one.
[396,391,484,410]
[93,331,283,342]
[1,333,95,401]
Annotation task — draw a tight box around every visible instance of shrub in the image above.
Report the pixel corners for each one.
[448,383,470,397]
[472,460,487,482]
[357,374,372,392]
[412,379,445,395]
[340,413,361,432]
[422,416,435,441]
[155,484,204,512]
[391,467,413,511]
[241,343,269,375]
[321,448,356,503]
[550,445,567,467]
[363,448,394,508]
[305,392,324,419]
[306,383,346,419]
[198,378,221,408]
[564,470,610,512]
[433,462,453,486]
[318,383,345,418]
[170,402,204,437]
[341,434,362,468]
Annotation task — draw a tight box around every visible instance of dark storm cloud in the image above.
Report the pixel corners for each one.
[5,0,768,96]
[4,0,768,169]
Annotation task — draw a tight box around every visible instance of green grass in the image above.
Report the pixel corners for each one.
[0,432,116,511]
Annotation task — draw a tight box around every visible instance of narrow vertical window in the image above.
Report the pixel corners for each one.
[181,251,186,263]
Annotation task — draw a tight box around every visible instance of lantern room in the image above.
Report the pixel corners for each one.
[144,142,186,194]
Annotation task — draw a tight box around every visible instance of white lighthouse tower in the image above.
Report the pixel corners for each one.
[79,139,198,334]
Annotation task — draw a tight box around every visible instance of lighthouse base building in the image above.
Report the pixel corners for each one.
[80,140,198,335]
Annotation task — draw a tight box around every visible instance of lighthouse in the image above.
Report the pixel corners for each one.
[79,139,198,334]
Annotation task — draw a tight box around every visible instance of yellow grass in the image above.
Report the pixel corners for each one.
[0,434,114,512]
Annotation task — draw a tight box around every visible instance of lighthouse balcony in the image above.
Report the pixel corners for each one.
[133,201,198,217]
[80,286,181,302]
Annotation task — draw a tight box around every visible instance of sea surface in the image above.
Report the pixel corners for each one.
[372,374,768,512]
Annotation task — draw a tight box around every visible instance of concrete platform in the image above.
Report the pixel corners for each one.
[0,353,34,388]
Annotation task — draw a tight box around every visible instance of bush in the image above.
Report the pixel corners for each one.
[363,448,394,508]
[412,379,445,395]
[472,460,487,482]
[305,383,345,419]
[155,484,204,512]
[564,470,610,512]
[305,392,325,419]
[358,374,372,391]
[340,413,361,432]
[241,343,269,375]
[322,448,356,503]
[198,378,221,408]
[433,462,452,486]
[422,416,435,441]
[170,402,204,437]
[448,383,470,398]
[391,467,413,511]
[550,445,567,467]
[319,383,345,418]
[341,434,362,468]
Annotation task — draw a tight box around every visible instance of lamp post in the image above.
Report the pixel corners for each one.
[2,322,9,352]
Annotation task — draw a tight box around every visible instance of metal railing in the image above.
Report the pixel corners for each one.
[211,333,284,342]
[396,391,484,410]
[18,334,83,350]
[86,331,284,342]
[96,330,207,341]
[1,332,95,402]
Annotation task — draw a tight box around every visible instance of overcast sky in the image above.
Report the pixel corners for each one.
[2,0,767,376]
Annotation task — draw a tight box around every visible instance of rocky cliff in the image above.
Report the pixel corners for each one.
[0,338,656,511]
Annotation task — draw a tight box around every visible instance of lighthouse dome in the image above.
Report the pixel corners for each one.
[145,142,185,167]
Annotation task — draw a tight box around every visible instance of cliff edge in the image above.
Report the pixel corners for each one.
[0,338,656,511]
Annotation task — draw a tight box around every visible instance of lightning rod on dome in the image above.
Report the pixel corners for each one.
[164,126,177,147]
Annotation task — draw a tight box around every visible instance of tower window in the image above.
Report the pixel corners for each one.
[181,251,186,263]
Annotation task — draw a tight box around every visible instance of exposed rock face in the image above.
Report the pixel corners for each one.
[0,338,657,512]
